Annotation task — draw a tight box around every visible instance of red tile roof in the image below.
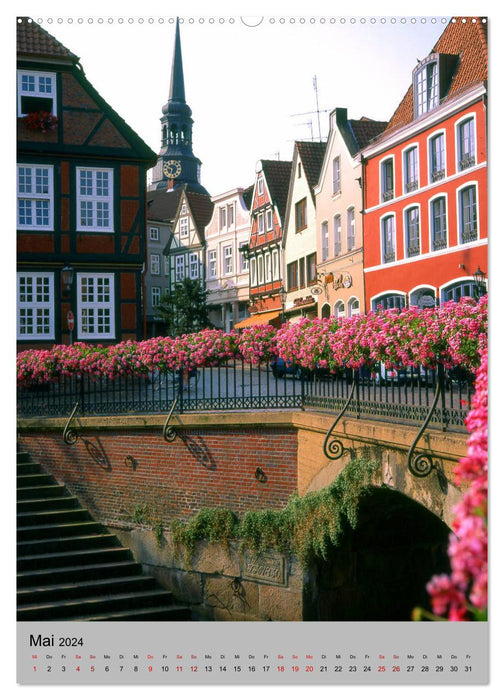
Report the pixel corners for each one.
[17,17,79,63]
[384,17,487,135]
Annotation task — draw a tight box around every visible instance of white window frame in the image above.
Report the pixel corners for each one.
[371,291,407,311]
[208,249,217,278]
[175,254,185,282]
[264,251,272,283]
[17,272,55,340]
[428,129,446,183]
[17,164,54,230]
[413,56,439,118]
[250,257,257,287]
[455,113,477,172]
[403,204,421,258]
[402,143,419,194]
[272,248,279,280]
[457,181,479,245]
[77,273,115,340]
[76,167,114,232]
[332,156,341,195]
[239,245,249,273]
[257,254,264,285]
[334,300,345,319]
[179,216,189,238]
[219,207,227,231]
[380,156,395,202]
[227,203,235,227]
[223,245,233,275]
[164,255,170,276]
[151,286,161,309]
[346,207,355,251]
[440,277,483,304]
[348,296,360,317]
[266,208,273,231]
[429,193,448,252]
[333,214,341,256]
[149,226,160,241]
[321,221,329,261]
[380,213,396,264]
[257,177,264,196]
[17,70,57,117]
[189,252,199,280]
[257,212,265,235]
[150,253,160,275]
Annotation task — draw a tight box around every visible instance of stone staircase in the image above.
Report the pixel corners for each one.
[17,450,191,621]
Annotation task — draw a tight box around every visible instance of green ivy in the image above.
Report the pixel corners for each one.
[170,456,380,568]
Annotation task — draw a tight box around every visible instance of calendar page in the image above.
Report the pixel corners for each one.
[14,3,491,690]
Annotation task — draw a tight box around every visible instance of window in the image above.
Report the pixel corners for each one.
[257,255,264,284]
[250,258,257,287]
[181,204,187,214]
[150,253,160,275]
[228,204,235,227]
[381,215,396,263]
[189,253,199,279]
[17,165,53,230]
[414,59,439,117]
[224,245,233,275]
[152,286,161,308]
[372,293,406,311]
[332,156,341,195]
[404,146,419,192]
[208,249,217,278]
[257,212,265,234]
[348,297,360,317]
[321,221,329,261]
[272,249,279,280]
[458,117,476,170]
[77,274,115,339]
[17,273,54,339]
[306,253,317,284]
[219,207,227,230]
[321,303,331,319]
[287,261,298,290]
[381,158,394,202]
[266,209,273,231]
[295,198,307,232]
[77,168,113,231]
[334,300,345,319]
[347,207,355,251]
[164,256,170,276]
[179,216,189,237]
[405,207,420,257]
[431,197,447,250]
[175,255,185,281]
[429,133,445,182]
[264,252,272,282]
[257,177,264,196]
[299,257,306,288]
[239,245,249,272]
[442,280,484,304]
[333,215,341,256]
[149,226,159,241]
[17,70,57,116]
[459,185,478,244]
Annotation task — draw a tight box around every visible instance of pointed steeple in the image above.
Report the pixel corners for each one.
[150,18,208,194]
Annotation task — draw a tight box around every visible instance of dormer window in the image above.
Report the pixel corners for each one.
[413,53,458,119]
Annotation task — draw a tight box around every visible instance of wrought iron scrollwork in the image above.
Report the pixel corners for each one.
[323,374,357,460]
[163,397,179,442]
[63,402,80,445]
[407,364,444,478]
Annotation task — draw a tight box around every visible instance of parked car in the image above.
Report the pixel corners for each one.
[270,357,313,380]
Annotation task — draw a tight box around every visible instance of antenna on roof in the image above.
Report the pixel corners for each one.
[313,75,322,141]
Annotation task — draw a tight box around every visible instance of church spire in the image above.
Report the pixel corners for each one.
[150,18,208,194]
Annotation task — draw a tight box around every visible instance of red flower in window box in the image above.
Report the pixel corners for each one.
[24,111,59,133]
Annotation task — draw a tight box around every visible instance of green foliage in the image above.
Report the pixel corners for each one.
[131,504,151,524]
[170,456,380,568]
[153,519,164,547]
[156,278,211,337]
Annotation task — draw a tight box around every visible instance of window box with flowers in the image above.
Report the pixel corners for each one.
[24,111,59,133]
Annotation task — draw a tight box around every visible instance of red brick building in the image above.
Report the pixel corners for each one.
[17,18,156,349]
[362,17,487,311]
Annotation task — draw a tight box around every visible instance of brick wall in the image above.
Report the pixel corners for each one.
[19,426,298,529]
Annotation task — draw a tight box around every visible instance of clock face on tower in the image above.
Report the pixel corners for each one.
[163,160,182,179]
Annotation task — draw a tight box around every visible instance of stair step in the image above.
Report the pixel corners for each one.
[17,496,79,513]
[17,508,93,526]
[17,546,134,571]
[17,521,106,541]
[17,575,161,605]
[17,589,175,621]
[79,604,192,622]
[17,461,44,475]
[17,473,56,487]
[17,485,67,500]
[17,533,120,556]
[17,560,143,587]
[17,452,33,464]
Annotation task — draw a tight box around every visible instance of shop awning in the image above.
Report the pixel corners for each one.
[234,311,280,329]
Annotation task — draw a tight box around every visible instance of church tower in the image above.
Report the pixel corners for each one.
[150,19,208,194]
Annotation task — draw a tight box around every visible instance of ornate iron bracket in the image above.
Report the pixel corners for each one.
[407,365,444,478]
[323,375,357,460]
[63,401,80,445]
[163,397,179,442]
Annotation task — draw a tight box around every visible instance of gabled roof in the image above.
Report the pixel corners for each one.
[242,184,254,211]
[296,141,326,197]
[348,118,388,151]
[17,16,79,64]
[185,191,214,234]
[147,189,184,223]
[260,160,292,223]
[384,17,488,135]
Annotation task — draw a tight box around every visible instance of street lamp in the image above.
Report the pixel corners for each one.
[472,266,486,300]
[61,264,74,296]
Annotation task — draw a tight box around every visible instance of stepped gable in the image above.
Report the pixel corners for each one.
[384,17,488,135]
[261,159,292,223]
[17,17,79,63]
[296,141,327,199]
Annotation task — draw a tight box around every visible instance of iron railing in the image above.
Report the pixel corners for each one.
[17,360,474,432]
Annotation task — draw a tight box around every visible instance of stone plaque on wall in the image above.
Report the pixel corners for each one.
[241,551,287,586]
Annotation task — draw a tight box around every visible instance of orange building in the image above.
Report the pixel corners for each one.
[362,18,487,310]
